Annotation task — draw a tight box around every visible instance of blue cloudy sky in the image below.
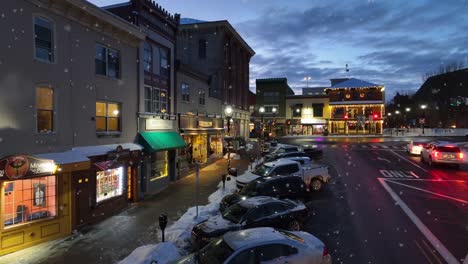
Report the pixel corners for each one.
[90,0,468,98]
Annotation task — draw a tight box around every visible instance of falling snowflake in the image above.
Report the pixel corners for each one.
[64,68,69,73]
[426,211,431,215]
[0,138,3,143]
[399,243,404,247]
[64,24,71,31]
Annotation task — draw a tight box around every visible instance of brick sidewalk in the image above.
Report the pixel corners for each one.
[0,158,251,264]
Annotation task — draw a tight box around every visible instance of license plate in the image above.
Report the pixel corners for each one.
[443,154,455,159]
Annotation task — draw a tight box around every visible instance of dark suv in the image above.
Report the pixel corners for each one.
[220,176,307,212]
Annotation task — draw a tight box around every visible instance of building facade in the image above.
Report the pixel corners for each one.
[176,63,224,177]
[326,78,385,134]
[0,0,144,255]
[177,19,255,139]
[255,78,295,137]
[105,0,188,197]
[286,95,330,135]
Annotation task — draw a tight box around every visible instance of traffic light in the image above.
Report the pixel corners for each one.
[373,114,378,119]
[344,115,348,119]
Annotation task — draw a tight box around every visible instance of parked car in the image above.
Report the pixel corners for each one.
[303,146,324,160]
[264,150,323,163]
[192,197,308,248]
[236,158,330,191]
[175,227,331,264]
[220,176,308,212]
[406,140,425,155]
[268,144,300,156]
[421,143,464,168]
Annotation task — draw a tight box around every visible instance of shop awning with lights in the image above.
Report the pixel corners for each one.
[139,131,187,152]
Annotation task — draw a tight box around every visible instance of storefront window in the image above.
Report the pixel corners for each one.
[3,176,56,228]
[96,167,124,203]
[150,151,168,181]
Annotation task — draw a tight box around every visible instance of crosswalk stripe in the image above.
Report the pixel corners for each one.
[377,143,389,149]
[331,145,337,148]
[361,145,369,148]
[371,145,378,149]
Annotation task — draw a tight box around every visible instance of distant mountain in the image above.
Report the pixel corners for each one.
[180,18,207,25]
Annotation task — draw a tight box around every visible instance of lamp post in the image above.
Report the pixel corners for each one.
[259,106,265,155]
[420,104,427,134]
[271,107,277,137]
[224,105,233,175]
[405,108,411,131]
[304,76,311,88]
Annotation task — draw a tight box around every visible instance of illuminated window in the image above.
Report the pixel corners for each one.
[34,16,54,62]
[144,86,167,113]
[3,176,57,228]
[36,87,54,132]
[150,151,168,181]
[96,167,124,202]
[96,101,121,132]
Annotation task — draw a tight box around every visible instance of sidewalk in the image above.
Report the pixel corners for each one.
[0,158,250,264]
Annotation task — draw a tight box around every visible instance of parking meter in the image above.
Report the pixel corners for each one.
[221,174,227,189]
[159,213,168,242]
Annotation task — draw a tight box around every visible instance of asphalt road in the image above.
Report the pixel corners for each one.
[280,136,468,264]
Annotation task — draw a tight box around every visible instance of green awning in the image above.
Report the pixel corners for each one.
[139,131,187,152]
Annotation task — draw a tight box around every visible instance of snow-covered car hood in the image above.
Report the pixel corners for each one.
[196,214,239,235]
[236,171,260,184]
[170,253,196,264]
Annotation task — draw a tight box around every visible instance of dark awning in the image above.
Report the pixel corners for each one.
[139,131,187,152]
[312,103,324,107]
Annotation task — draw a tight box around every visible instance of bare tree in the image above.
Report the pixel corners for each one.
[421,61,465,82]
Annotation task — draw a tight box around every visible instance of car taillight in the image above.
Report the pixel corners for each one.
[459,152,464,159]
[418,144,423,147]
[322,246,329,257]
[434,151,439,158]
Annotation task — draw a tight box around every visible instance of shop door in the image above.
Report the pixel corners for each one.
[73,173,93,229]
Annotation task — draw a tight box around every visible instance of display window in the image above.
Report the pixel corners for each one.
[96,167,124,202]
[2,175,57,228]
[150,151,168,181]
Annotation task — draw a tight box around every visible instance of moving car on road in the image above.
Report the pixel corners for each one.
[421,143,464,168]
[236,159,330,191]
[220,176,308,212]
[406,140,425,155]
[192,197,308,248]
[175,227,331,264]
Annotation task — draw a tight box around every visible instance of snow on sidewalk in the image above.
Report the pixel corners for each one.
[118,178,239,264]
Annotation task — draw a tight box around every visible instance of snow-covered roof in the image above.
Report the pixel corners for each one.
[224,227,288,250]
[180,17,208,24]
[331,78,381,88]
[329,100,383,105]
[73,143,143,157]
[265,158,300,167]
[35,150,89,165]
[238,196,277,208]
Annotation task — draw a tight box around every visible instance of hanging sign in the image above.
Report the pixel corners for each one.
[0,155,56,182]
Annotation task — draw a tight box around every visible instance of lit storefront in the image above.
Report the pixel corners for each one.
[178,114,224,178]
[286,97,330,135]
[0,155,72,256]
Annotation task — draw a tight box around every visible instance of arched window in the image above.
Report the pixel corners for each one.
[143,42,152,72]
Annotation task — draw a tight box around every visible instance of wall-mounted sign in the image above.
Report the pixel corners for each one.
[199,121,213,128]
[0,155,56,181]
[146,119,175,130]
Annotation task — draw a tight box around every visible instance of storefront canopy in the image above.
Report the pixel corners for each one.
[139,131,187,152]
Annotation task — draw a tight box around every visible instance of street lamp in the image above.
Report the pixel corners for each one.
[420,104,427,134]
[259,106,265,155]
[224,105,233,175]
[304,76,311,88]
[271,107,277,136]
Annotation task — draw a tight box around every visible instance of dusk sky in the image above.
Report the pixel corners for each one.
[90,0,468,99]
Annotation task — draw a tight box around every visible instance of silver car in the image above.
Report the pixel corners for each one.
[172,227,331,264]
[421,142,464,168]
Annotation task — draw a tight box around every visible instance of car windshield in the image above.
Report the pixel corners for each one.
[197,238,234,264]
[222,204,249,224]
[252,164,275,176]
[239,180,258,196]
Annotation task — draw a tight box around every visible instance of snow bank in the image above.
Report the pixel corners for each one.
[208,179,237,204]
[165,202,220,250]
[223,153,240,160]
[117,242,181,264]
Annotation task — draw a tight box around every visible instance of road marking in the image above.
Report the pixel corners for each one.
[378,178,460,264]
[377,157,391,163]
[422,239,444,264]
[377,143,389,149]
[384,179,468,204]
[389,150,428,172]
[361,145,369,148]
[415,240,435,264]
[392,145,402,149]
[331,145,337,148]
[379,170,419,178]
[371,145,378,149]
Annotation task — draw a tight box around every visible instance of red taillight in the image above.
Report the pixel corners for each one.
[418,144,423,147]
[322,246,329,257]
[459,153,464,159]
[434,151,439,158]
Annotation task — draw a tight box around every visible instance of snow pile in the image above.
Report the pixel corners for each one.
[223,153,240,160]
[208,179,237,204]
[165,202,220,250]
[117,242,181,264]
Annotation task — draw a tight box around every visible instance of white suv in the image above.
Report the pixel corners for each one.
[421,142,464,168]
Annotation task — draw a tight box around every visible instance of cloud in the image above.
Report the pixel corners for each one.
[238,0,468,99]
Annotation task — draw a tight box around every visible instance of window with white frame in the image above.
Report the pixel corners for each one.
[144,86,168,113]
[34,16,54,62]
[181,83,190,102]
[96,101,121,132]
[95,44,120,78]
[199,90,206,105]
